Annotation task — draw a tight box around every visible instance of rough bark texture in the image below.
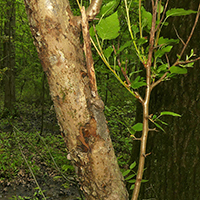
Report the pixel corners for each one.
[24,0,128,199]
[134,1,200,199]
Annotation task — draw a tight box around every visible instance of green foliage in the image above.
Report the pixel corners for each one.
[96,12,120,40]
[104,103,135,168]
[122,161,148,190]
[0,127,74,181]
[91,1,199,198]
[132,123,143,132]
[93,0,198,93]
[150,111,181,132]
[166,8,197,17]
[100,0,119,17]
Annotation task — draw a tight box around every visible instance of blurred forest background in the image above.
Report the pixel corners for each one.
[0,0,200,199]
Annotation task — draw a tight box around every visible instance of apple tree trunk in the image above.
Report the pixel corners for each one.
[23,0,128,199]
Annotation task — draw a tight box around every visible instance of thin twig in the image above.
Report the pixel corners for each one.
[112,45,131,86]
[173,24,186,45]
[81,6,98,98]
[176,57,200,65]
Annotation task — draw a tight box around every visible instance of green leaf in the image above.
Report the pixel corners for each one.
[130,161,136,169]
[131,81,147,89]
[153,122,165,132]
[133,123,143,131]
[131,76,147,89]
[89,26,95,37]
[132,24,139,36]
[125,174,136,181]
[157,63,168,73]
[104,46,113,59]
[166,8,197,18]
[170,66,187,74]
[100,0,117,16]
[160,111,181,117]
[152,114,157,120]
[156,118,168,125]
[155,46,173,59]
[141,6,152,30]
[128,179,136,183]
[157,4,164,14]
[137,37,148,45]
[116,40,132,55]
[180,62,194,68]
[96,12,120,40]
[122,169,131,176]
[130,184,135,190]
[141,179,149,183]
[158,37,179,46]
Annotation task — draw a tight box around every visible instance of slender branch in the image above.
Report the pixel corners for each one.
[173,24,186,45]
[131,1,158,200]
[173,3,200,66]
[177,57,200,65]
[81,6,98,97]
[86,0,103,21]
[112,45,131,86]
[75,0,103,26]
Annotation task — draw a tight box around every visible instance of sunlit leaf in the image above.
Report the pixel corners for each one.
[166,8,197,18]
[152,114,157,120]
[116,40,132,55]
[160,111,181,117]
[156,118,168,125]
[132,24,139,36]
[158,37,179,46]
[128,179,136,183]
[157,63,168,73]
[104,46,113,59]
[100,0,117,16]
[153,122,165,132]
[122,169,131,176]
[96,12,120,40]
[89,26,95,37]
[131,76,147,89]
[130,184,135,190]
[137,37,148,45]
[141,6,152,30]
[125,174,136,181]
[133,123,143,131]
[170,66,187,74]
[157,4,164,14]
[141,179,149,183]
[180,62,194,68]
[155,46,173,59]
[130,161,136,169]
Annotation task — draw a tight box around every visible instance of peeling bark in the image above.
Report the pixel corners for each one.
[24,0,128,199]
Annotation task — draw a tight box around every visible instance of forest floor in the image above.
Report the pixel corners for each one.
[0,103,82,200]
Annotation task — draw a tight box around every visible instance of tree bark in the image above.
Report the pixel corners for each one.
[24,0,128,199]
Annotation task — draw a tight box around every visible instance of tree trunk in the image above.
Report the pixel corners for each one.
[135,0,200,199]
[3,0,16,113]
[24,0,128,199]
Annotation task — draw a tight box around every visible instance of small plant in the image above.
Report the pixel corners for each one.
[91,0,200,199]
[122,161,148,191]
